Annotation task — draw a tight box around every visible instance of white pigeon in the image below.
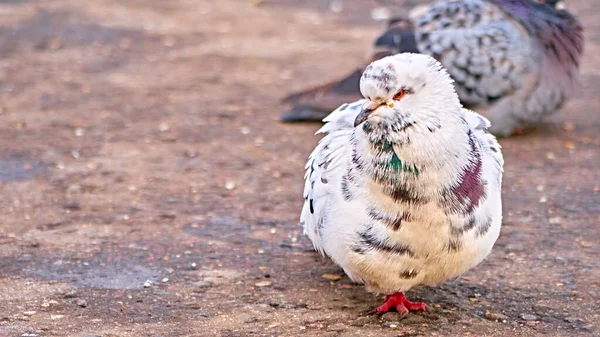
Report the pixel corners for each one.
[282,0,584,137]
[301,53,504,315]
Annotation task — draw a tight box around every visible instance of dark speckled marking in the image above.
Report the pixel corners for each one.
[362,66,398,94]
[367,207,408,231]
[451,216,477,237]
[317,216,325,231]
[351,244,367,255]
[351,149,364,172]
[476,215,493,238]
[446,238,462,253]
[341,174,353,202]
[388,185,427,205]
[354,224,416,257]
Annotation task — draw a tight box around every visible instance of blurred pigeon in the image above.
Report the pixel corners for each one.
[301,53,504,315]
[283,0,583,136]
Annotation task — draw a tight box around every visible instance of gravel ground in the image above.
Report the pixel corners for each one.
[0,0,598,336]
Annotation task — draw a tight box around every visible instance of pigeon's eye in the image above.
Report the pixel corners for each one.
[393,89,406,100]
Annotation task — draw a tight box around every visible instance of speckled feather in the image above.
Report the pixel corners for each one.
[282,0,584,136]
[301,54,504,295]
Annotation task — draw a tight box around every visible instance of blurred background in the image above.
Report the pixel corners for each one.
[0,0,598,336]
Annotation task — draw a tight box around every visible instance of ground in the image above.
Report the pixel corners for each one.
[0,0,598,336]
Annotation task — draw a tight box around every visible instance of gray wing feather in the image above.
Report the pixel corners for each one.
[414,0,531,107]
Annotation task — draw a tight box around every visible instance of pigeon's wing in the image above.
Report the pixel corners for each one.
[414,0,531,108]
[300,100,364,254]
[463,109,504,178]
[463,108,491,131]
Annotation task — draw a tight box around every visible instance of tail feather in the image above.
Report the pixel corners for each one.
[280,69,364,122]
[281,68,363,106]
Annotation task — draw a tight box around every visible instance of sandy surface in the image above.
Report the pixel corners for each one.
[0,0,598,336]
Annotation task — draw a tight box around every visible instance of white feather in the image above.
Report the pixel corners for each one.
[301,53,504,295]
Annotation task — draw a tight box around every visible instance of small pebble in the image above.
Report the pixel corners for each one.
[194,281,212,288]
[143,280,152,288]
[63,201,81,211]
[520,314,538,321]
[22,311,37,316]
[549,217,561,224]
[351,316,373,327]
[381,312,402,322]
[327,323,346,332]
[255,281,272,287]
[74,128,85,137]
[371,7,391,20]
[50,314,65,320]
[162,278,169,283]
[401,314,428,324]
[159,123,170,132]
[322,274,342,281]
[582,324,594,332]
[561,121,575,132]
[485,311,509,322]
[77,299,87,308]
[63,290,77,298]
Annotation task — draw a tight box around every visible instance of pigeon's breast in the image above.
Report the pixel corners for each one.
[319,183,501,294]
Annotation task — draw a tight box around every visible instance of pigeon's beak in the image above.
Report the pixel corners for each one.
[354,101,381,127]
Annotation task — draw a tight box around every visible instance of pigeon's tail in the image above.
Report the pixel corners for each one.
[280,69,364,123]
[280,16,419,123]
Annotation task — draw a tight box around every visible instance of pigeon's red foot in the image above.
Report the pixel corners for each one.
[374,292,427,316]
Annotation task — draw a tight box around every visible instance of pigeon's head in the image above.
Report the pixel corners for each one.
[354,53,460,129]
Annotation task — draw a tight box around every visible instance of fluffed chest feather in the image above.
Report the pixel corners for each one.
[316,129,501,294]
[319,192,500,294]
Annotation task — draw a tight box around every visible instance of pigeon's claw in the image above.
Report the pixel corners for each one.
[373,292,427,316]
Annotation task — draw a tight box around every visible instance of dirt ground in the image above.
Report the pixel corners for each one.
[0,0,598,336]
